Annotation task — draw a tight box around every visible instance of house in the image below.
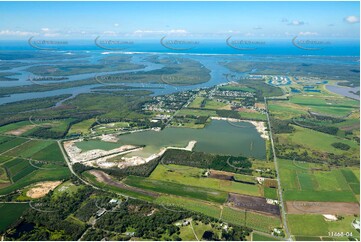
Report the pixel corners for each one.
[96,208,106,217]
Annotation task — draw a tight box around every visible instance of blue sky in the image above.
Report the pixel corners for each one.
[0,1,359,40]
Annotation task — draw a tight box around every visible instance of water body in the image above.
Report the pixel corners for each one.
[0,50,359,105]
[77,120,266,159]
[1,40,359,56]
[0,53,235,105]
[326,84,360,100]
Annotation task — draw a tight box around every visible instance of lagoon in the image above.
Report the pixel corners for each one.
[77,120,266,159]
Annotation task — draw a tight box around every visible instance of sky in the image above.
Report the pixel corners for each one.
[0,1,359,40]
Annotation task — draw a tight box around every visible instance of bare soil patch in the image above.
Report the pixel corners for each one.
[286,201,360,215]
[237,108,258,113]
[26,181,62,198]
[227,193,280,216]
[209,170,234,181]
[89,170,159,198]
[6,125,35,136]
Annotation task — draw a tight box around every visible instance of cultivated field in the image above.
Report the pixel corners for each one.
[149,164,261,197]
[278,159,358,202]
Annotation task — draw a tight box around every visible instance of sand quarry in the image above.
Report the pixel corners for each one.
[26,181,62,199]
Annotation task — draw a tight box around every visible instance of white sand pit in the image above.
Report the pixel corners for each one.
[26,181,62,199]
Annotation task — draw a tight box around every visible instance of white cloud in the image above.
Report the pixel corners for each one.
[244,32,254,37]
[169,29,187,34]
[114,23,119,27]
[103,30,117,35]
[134,29,187,34]
[0,30,38,36]
[299,31,318,36]
[288,20,305,26]
[344,16,360,24]
[43,32,61,37]
[41,28,50,32]
[132,29,188,37]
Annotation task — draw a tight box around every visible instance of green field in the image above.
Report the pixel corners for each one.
[289,95,359,117]
[288,214,360,239]
[0,203,29,232]
[53,180,84,198]
[278,126,359,156]
[179,220,221,241]
[238,111,267,121]
[279,159,358,202]
[176,108,217,117]
[341,169,360,194]
[221,207,281,233]
[264,187,278,199]
[149,164,261,197]
[188,96,205,108]
[268,101,307,120]
[124,175,228,204]
[0,155,12,165]
[155,195,222,219]
[3,158,38,182]
[252,232,279,241]
[0,166,70,195]
[67,118,95,136]
[0,166,8,183]
[4,140,54,158]
[219,84,255,93]
[0,121,34,134]
[203,99,229,110]
[0,137,29,154]
[30,142,65,163]
[82,171,155,202]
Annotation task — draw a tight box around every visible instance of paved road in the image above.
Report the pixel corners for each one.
[57,140,99,190]
[264,97,291,240]
[165,93,197,126]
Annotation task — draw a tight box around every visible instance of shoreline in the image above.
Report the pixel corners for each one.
[211,116,269,140]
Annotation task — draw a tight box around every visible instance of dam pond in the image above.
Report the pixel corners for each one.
[76,120,266,159]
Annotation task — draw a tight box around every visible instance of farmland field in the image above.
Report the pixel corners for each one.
[124,175,228,204]
[4,140,54,158]
[67,118,95,136]
[221,207,281,233]
[278,159,358,202]
[0,121,34,134]
[3,158,38,182]
[289,95,359,117]
[30,142,65,163]
[0,165,70,195]
[154,195,222,219]
[288,214,360,239]
[150,164,261,196]
[0,137,29,154]
[277,126,359,156]
[0,203,29,232]
[252,232,278,241]
[188,96,205,108]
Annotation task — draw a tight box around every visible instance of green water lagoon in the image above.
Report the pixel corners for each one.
[76,120,266,159]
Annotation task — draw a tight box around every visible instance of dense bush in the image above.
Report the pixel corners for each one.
[270,118,295,134]
[102,156,160,178]
[331,142,351,151]
[161,149,252,174]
